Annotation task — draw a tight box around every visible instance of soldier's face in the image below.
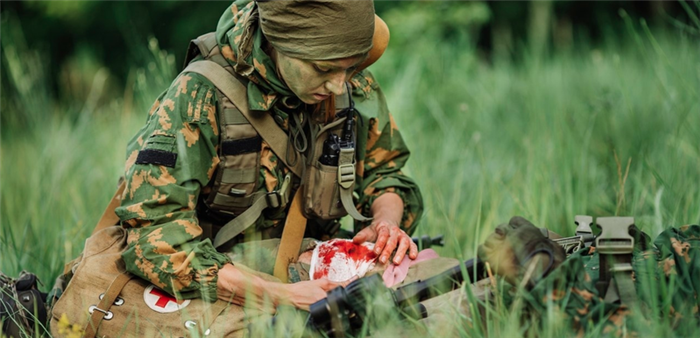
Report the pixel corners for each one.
[275,52,366,104]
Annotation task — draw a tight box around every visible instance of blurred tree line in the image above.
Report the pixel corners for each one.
[1,0,696,122]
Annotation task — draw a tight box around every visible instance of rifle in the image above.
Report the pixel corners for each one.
[411,235,445,249]
[308,258,485,337]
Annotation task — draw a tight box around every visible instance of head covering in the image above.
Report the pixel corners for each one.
[215,0,375,112]
[257,0,375,60]
[216,0,295,112]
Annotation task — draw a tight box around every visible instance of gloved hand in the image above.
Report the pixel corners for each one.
[478,216,566,288]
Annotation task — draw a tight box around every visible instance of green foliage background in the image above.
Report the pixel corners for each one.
[1,1,699,337]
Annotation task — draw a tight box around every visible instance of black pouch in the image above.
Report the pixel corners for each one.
[1,271,50,338]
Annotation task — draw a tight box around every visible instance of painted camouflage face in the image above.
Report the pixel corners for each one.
[216,0,295,111]
[274,52,365,105]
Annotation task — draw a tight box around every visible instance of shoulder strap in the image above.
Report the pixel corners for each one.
[183,60,304,177]
[83,273,134,338]
[183,32,229,70]
[272,188,308,282]
[91,181,126,235]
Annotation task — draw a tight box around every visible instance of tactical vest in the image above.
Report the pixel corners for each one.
[182,33,371,248]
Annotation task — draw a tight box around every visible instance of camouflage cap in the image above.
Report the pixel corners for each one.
[257,0,375,60]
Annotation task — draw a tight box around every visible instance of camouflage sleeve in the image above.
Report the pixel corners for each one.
[641,224,700,322]
[115,72,230,301]
[520,248,631,336]
[519,225,700,336]
[350,70,424,235]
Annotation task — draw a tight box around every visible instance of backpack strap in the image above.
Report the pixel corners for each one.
[183,60,304,177]
[183,60,307,248]
[184,33,230,70]
[272,188,308,282]
[83,273,134,338]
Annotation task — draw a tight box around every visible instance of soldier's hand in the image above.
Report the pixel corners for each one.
[217,264,274,311]
[281,278,354,311]
[354,220,418,265]
[353,192,418,265]
[217,264,352,312]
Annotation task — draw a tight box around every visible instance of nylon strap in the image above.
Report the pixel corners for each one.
[83,273,133,338]
[611,264,638,307]
[338,148,372,222]
[91,181,126,235]
[214,174,291,248]
[273,188,308,282]
[183,60,304,177]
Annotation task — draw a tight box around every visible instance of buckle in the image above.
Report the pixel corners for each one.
[265,191,281,209]
[88,305,114,320]
[595,217,635,254]
[575,215,595,247]
[337,163,355,189]
[266,174,291,209]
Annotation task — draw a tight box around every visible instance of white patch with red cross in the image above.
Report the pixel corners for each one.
[143,285,191,313]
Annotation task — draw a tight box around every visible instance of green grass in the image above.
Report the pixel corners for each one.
[2,12,700,338]
[374,26,700,260]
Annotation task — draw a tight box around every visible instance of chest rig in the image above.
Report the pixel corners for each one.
[182,33,371,249]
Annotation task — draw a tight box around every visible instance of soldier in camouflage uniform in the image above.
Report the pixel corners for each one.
[474,217,700,337]
[115,0,423,310]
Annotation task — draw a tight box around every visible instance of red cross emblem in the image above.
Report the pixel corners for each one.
[149,287,184,307]
[143,285,190,313]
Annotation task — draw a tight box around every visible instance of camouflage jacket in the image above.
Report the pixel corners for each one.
[513,224,700,336]
[115,1,423,301]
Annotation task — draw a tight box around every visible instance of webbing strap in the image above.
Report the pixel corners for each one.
[211,191,257,209]
[83,273,133,338]
[273,188,308,282]
[611,264,638,307]
[197,33,218,57]
[213,174,292,248]
[338,148,372,222]
[222,107,249,125]
[183,60,304,177]
[221,167,258,184]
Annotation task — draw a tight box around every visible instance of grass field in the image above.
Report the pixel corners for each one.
[2,11,699,338]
